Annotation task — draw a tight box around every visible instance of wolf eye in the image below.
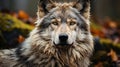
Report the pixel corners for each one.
[52,22,58,25]
[69,22,76,25]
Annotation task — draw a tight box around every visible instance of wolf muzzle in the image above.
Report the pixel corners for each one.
[58,34,69,46]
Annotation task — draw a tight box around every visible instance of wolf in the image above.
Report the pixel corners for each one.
[0,0,93,67]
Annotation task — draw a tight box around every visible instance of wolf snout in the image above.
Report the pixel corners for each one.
[59,34,68,42]
[58,34,69,46]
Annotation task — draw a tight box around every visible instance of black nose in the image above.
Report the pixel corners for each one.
[59,34,68,42]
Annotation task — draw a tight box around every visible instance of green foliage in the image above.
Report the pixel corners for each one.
[100,39,120,54]
[0,13,34,48]
[0,13,34,31]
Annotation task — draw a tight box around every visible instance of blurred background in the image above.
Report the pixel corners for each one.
[0,0,120,67]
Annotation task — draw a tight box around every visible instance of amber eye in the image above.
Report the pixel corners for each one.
[69,22,76,25]
[52,22,58,25]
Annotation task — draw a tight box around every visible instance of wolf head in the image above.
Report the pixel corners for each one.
[37,0,90,19]
[17,1,93,66]
[34,0,92,48]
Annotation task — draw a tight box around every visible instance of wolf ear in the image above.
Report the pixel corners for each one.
[73,0,90,19]
[37,0,56,18]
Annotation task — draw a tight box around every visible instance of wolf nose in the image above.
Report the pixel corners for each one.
[59,34,68,41]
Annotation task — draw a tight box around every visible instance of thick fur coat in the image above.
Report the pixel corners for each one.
[0,0,93,67]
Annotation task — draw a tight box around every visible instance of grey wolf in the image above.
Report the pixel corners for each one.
[0,0,93,67]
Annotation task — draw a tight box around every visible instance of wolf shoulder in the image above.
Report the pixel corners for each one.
[0,49,18,67]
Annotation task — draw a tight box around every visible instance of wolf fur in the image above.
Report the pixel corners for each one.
[0,0,93,67]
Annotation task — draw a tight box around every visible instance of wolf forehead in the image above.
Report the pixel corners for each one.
[47,3,81,18]
[41,5,85,24]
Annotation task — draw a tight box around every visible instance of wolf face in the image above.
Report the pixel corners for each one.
[15,0,93,67]
[37,1,90,48]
